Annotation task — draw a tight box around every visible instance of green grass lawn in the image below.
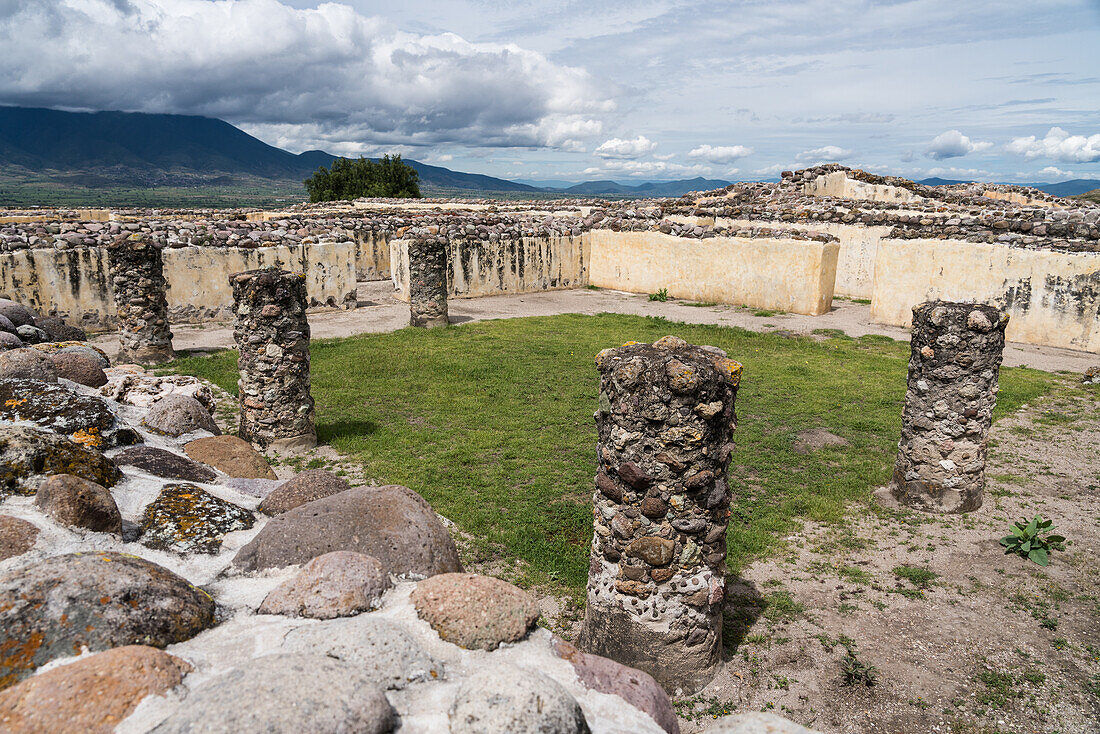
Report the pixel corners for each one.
[165,313,1056,594]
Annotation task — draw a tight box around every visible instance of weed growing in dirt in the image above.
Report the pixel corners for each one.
[893,565,938,586]
[1000,515,1066,566]
[841,647,879,687]
[673,695,738,721]
[648,287,669,302]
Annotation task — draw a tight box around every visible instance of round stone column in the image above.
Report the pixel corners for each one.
[106,234,174,364]
[577,335,741,694]
[230,268,316,452]
[892,301,1008,513]
[408,235,449,328]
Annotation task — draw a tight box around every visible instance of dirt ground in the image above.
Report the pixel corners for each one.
[92,281,1099,375]
[150,283,1099,733]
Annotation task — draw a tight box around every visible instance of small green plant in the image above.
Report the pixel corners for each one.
[648,288,669,302]
[893,565,938,587]
[1000,515,1066,566]
[841,648,879,687]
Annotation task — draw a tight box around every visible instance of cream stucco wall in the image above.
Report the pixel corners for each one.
[390,234,590,302]
[587,230,838,316]
[870,238,1100,352]
[804,172,924,205]
[0,241,358,331]
[355,230,392,280]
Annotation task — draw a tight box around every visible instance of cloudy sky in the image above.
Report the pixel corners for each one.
[2,0,1099,183]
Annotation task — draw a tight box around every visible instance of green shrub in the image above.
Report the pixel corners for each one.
[304,154,421,201]
[1000,515,1066,566]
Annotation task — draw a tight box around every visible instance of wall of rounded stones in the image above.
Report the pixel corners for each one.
[578,336,741,694]
[893,301,1008,513]
[106,235,174,365]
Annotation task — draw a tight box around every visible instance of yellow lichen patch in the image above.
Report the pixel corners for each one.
[70,428,103,449]
[713,358,743,386]
[3,398,26,408]
[620,341,639,347]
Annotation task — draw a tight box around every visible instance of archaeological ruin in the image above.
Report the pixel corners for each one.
[106,234,174,364]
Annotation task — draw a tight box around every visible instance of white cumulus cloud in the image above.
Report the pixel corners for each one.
[593,135,657,159]
[0,0,612,151]
[687,144,753,164]
[926,130,994,160]
[795,145,854,162]
[1005,127,1100,163]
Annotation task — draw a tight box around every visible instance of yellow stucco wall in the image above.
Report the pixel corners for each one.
[587,230,838,315]
[870,238,1100,352]
[803,172,924,204]
[0,241,358,331]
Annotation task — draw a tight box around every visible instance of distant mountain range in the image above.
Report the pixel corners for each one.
[917,177,1100,197]
[0,106,1095,200]
[0,106,726,198]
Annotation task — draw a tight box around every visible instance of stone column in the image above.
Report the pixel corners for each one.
[106,234,174,364]
[230,268,316,452]
[577,335,741,694]
[408,235,449,328]
[892,301,1008,513]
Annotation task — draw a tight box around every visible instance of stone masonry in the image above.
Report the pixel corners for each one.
[106,234,174,364]
[577,336,741,694]
[230,268,316,451]
[407,235,449,328]
[892,301,1008,513]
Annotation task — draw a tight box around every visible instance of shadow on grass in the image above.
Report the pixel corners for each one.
[723,579,767,654]
[318,419,381,445]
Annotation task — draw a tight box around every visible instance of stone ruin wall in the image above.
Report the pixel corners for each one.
[1,165,1098,350]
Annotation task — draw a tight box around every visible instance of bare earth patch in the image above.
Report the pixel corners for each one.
[677,381,1100,733]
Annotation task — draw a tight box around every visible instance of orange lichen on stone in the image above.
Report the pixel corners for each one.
[70,428,103,449]
[712,357,743,386]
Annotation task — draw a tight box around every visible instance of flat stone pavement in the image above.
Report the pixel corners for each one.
[92,281,1098,375]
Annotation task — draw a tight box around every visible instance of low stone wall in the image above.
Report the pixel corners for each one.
[391,233,590,301]
[0,241,357,331]
[870,238,1100,352]
[587,230,839,316]
[804,171,924,204]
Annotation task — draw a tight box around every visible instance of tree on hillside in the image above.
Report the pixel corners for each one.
[304,154,421,201]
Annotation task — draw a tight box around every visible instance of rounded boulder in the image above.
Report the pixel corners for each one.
[233,485,461,576]
[112,445,217,483]
[143,395,220,437]
[411,573,539,651]
[50,352,108,387]
[32,316,87,343]
[34,474,122,533]
[151,653,394,734]
[449,664,590,734]
[258,469,352,515]
[259,551,391,619]
[0,299,37,329]
[0,349,56,382]
[184,435,275,479]
[0,551,215,689]
[0,645,191,733]
[0,515,39,562]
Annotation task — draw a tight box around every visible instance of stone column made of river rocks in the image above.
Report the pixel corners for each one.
[106,234,174,364]
[407,234,449,328]
[892,301,1008,513]
[577,335,741,695]
[230,268,316,452]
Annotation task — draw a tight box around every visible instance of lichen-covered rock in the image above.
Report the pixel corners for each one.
[0,551,215,689]
[259,551,391,619]
[150,654,394,734]
[233,485,461,576]
[0,349,56,382]
[183,435,275,479]
[0,516,38,561]
[0,425,122,496]
[34,474,122,533]
[15,325,48,345]
[140,483,254,554]
[551,636,679,734]
[143,395,220,437]
[0,378,141,449]
[258,468,351,515]
[32,316,87,343]
[0,645,191,734]
[49,351,108,387]
[112,446,217,483]
[449,664,590,734]
[282,616,443,690]
[0,299,37,329]
[100,370,214,411]
[411,572,539,651]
